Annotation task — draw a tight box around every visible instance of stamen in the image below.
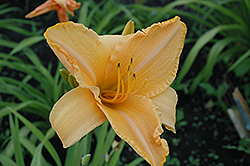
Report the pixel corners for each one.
[127,65,130,72]
[100,58,146,104]
[108,62,121,101]
[115,68,133,103]
[100,62,121,103]
[129,73,136,92]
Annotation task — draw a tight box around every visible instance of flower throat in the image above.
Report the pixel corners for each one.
[100,58,145,104]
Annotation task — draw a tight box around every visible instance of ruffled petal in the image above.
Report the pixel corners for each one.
[97,94,169,166]
[151,87,177,133]
[104,16,186,97]
[44,22,111,88]
[50,87,107,148]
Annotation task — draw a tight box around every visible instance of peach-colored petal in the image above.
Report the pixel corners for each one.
[97,95,169,166]
[25,0,57,18]
[44,22,111,88]
[151,87,177,133]
[99,35,124,52]
[104,16,187,97]
[50,87,107,148]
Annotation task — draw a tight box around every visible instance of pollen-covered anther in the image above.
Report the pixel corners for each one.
[100,58,143,104]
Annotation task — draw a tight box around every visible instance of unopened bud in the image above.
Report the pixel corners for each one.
[122,20,134,36]
[81,154,91,166]
[112,140,121,151]
[60,68,70,82]
[68,74,79,88]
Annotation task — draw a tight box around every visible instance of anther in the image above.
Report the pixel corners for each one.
[133,73,136,80]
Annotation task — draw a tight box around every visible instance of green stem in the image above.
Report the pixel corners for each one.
[83,131,93,155]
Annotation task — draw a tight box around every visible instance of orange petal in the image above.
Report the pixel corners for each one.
[151,87,177,133]
[44,22,111,88]
[56,7,69,22]
[66,0,81,16]
[50,87,107,148]
[97,94,169,166]
[25,0,57,18]
[55,0,80,16]
[104,16,187,97]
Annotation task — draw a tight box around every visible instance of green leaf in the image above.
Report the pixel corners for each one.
[85,0,105,27]
[91,121,109,166]
[78,1,89,24]
[126,157,144,166]
[108,140,125,166]
[228,49,250,72]
[188,37,243,93]
[9,115,25,166]
[200,83,217,96]
[0,101,35,119]
[0,39,17,48]
[64,139,85,166]
[31,128,55,166]
[10,36,44,55]
[0,24,38,36]
[0,154,17,166]
[119,5,143,29]
[174,24,242,87]
[8,109,62,166]
[95,8,121,34]
[233,58,250,76]
[0,6,21,15]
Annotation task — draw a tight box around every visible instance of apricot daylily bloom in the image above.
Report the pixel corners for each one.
[44,16,186,166]
[25,0,81,22]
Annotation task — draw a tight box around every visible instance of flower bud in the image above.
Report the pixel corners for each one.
[68,74,79,88]
[60,68,70,82]
[81,154,91,166]
[122,20,134,36]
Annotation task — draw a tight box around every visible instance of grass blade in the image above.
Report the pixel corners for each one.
[10,36,44,55]
[228,49,250,72]
[95,9,121,34]
[126,157,144,166]
[0,154,17,166]
[174,24,242,87]
[9,115,25,166]
[0,101,35,119]
[78,1,89,24]
[8,108,62,166]
[31,128,55,166]
[108,140,125,166]
[203,37,242,82]
[0,6,21,15]
[91,121,109,166]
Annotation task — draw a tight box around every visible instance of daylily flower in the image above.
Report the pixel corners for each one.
[25,0,81,22]
[44,16,187,166]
